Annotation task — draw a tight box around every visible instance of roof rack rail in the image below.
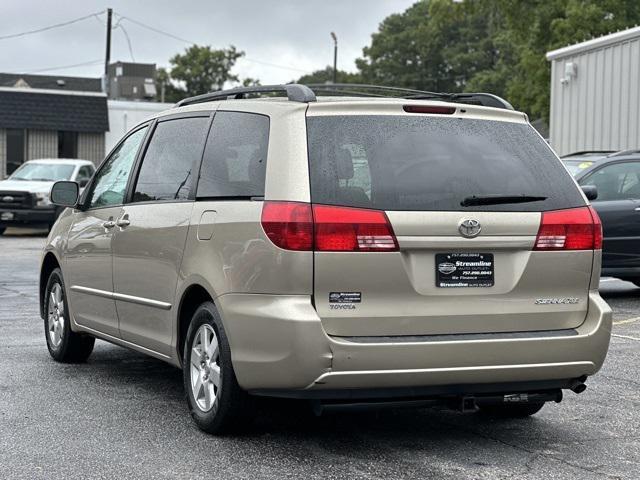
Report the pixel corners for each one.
[607,149,640,157]
[406,92,514,110]
[560,150,616,157]
[306,83,438,96]
[307,83,513,110]
[174,83,513,110]
[175,84,316,107]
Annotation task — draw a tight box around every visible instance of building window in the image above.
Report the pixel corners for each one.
[58,131,78,159]
[6,129,26,175]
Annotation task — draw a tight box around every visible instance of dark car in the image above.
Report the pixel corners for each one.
[575,154,640,286]
[561,151,616,176]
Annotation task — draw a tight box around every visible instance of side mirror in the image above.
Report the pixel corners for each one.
[581,185,598,201]
[50,181,79,207]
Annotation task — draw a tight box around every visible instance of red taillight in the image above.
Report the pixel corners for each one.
[261,202,398,252]
[261,201,313,251]
[403,105,456,115]
[313,204,398,252]
[589,206,603,249]
[534,206,601,251]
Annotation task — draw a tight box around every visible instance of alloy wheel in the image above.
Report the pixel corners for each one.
[47,283,65,348]
[190,324,221,412]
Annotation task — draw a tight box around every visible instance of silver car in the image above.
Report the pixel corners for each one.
[40,84,612,434]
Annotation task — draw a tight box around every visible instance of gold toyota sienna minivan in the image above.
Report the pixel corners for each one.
[40,84,612,434]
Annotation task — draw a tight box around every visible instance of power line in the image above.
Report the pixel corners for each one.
[115,14,195,45]
[26,59,103,74]
[0,11,105,41]
[0,9,312,76]
[0,59,102,75]
[115,12,311,74]
[114,20,135,62]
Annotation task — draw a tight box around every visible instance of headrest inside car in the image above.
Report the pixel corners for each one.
[336,148,354,179]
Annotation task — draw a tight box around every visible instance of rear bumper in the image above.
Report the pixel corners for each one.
[0,207,56,227]
[218,291,612,395]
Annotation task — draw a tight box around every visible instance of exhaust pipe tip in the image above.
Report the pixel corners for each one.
[554,390,564,403]
[569,378,588,394]
[571,383,587,394]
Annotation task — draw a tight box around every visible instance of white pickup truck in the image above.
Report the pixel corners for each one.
[0,159,95,235]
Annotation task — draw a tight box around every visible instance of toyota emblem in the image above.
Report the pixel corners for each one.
[459,219,481,238]
[1,196,14,203]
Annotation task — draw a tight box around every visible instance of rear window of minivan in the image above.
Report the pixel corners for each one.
[306,116,585,212]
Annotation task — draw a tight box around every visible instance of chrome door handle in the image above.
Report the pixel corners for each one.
[102,221,116,229]
[116,219,130,228]
[635,207,640,211]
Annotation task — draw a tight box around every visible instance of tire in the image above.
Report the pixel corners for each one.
[44,268,95,363]
[479,402,545,418]
[183,301,252,434]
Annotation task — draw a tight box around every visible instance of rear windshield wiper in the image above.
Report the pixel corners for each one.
[461,194,547,207]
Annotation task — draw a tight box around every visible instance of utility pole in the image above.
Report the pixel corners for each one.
[330,32,338,84]
[103,8,113,94]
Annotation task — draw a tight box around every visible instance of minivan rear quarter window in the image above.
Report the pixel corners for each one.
[197,111,269,199]
[133,117,209,203]
[306,116,585,212]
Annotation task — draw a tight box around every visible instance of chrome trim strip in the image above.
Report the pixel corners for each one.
[73,323,171,360]
[334,329,580,344]
[309,361,595,386]
[70,285,113,300]
[70,285,172,310]
[397,236,536,249]
[112,292,172,310]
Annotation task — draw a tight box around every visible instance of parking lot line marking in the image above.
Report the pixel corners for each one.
[612,333,640,341]
[613,317,640,326]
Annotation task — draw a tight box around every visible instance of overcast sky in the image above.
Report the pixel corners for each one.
[1,0,416,84]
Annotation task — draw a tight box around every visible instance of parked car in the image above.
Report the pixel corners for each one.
[560,151,615,176]
[40,84,611,434]
[575,154,640,286]
[0,159,95,235]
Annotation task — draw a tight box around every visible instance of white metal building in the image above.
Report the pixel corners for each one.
[546,26,640,156]
[106,100,173,154]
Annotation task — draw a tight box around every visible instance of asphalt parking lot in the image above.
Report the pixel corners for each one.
[1,230,639,479]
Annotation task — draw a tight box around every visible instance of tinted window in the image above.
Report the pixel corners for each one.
[563,160,594,176]
[579,162,640,201]
[307,116,585,212]
[133,117,209,202]
[197,111,269,198]
[87,126,147,208]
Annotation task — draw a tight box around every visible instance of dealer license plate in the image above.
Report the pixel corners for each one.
[436,253,494,288]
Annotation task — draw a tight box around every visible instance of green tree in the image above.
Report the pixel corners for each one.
[356,0,640,122]
[242,77,261,87]
[497,0,640,120]
[356,0,498,93]
[169,45,243,96]
[295,66,361,84]
[156,45,259,102]
[155,67,184,103]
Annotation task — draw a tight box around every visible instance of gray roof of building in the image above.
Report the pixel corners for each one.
[0,73,102,92]
[0,89,109,132]
[546,25,640,61]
